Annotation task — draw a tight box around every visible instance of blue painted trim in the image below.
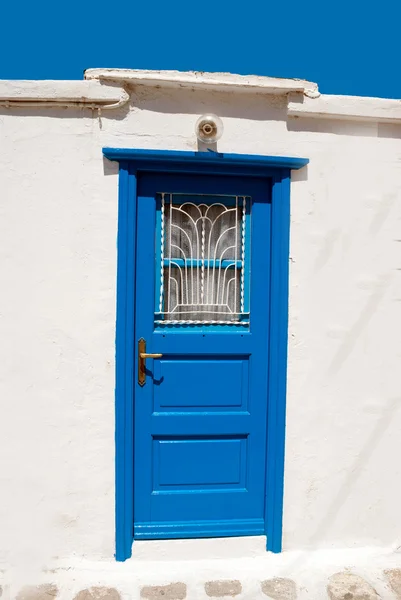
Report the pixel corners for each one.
[154,194,163,320]
[115,163,136,561]
[134,518,265,539]
[264,171,291,553]
[103,148,308,172]
[111,149,307,560]
[243,200,251,315]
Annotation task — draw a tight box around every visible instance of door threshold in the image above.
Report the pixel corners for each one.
[131,534,267,561]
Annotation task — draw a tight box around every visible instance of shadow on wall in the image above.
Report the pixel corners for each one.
[290,165,308,183]
[284,270,399,572]
[284,394,401,578]
[287,115,401,140]
[124,86,401,139]
[286,91,401,139]
[129,85,289,122]
[3,83,400,141]
[0,85,286,123]
[103,158,119,177]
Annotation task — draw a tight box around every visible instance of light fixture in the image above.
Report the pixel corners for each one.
[195,114,224,144]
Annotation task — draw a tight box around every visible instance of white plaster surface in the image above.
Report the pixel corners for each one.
[4,545,401,599]
[0,72,401,586]
[288,93,401,122]
[84,68,319,96]
[0,80,126,104]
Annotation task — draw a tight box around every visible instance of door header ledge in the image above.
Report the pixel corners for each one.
[103,148,309,173]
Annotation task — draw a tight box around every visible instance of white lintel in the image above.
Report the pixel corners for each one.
[288,93,401,124]
[84,68,320,97]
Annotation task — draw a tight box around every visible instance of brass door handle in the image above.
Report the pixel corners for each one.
[138,338,163,386]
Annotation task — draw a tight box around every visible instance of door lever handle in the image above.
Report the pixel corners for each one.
[138,338,163,386]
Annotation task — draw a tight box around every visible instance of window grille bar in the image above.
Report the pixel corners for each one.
[156,193,249,325]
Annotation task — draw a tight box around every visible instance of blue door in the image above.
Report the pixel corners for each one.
[134,172,271,539]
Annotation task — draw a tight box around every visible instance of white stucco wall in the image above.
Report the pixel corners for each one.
[0,76,401,578]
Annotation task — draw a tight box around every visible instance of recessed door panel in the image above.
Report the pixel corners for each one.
[153,357,249,412]
[153,436,247,490]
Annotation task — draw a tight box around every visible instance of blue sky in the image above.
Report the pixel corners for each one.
[1,0,400,99]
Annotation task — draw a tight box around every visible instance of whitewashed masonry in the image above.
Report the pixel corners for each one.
[0,69,401,599]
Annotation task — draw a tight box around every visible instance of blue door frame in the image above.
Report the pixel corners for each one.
[102,149,308,561]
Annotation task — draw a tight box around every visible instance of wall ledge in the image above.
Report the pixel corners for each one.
[85,68,320,98]
[1,72,399,122]
[288,93,401,123]
[0,80,129,109]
